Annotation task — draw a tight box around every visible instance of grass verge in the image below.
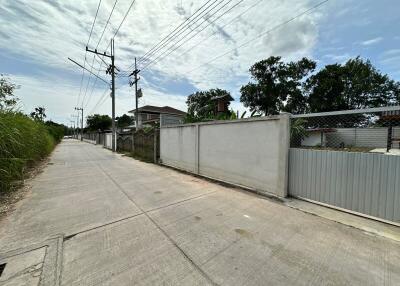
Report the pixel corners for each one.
[0,111,63,193]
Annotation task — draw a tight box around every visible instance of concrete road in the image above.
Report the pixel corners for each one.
[0,140,399,285]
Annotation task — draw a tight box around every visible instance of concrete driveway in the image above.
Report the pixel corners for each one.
[0,140,399,285]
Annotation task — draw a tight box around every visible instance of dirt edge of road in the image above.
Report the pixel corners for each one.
[0,156,51,222]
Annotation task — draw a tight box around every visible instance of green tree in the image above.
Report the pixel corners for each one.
[116,114,133,128]
[186,88,232,121]
[305,64,347,112]
[0,75,19,110]
[240,56,316,116]
[305,57,400,112]
[86,114,112,131]
[30,107,46,122]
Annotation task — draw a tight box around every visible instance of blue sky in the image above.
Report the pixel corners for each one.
[0,0,399,126]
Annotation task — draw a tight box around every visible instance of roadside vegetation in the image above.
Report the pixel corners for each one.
[0,75,65,193]
[185,56,400,122]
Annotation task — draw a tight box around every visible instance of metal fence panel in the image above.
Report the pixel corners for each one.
[289,148,400,223]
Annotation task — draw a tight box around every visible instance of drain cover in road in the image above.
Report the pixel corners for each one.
[0,236,63,286]
[0,247,45,285]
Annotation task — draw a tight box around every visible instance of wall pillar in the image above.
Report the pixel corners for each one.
[277,113,291,197]
[194,124,200,174]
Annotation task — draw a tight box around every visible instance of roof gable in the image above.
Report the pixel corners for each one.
[128,105,186,115]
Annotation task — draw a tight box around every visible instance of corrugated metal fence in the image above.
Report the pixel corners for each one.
[289,148,400,223]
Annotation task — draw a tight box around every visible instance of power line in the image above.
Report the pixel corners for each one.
[137,0,224,66]
[81,0,119,108]
[76,0,103,109]
[97,0,119,49]
[87,0,103,47]
[120,0,226,77]
[68,57,110,85]
[88,88,110,115]
[140,0,244,71]
[137,0,216,64]
[97,91,111,110]
[186,0,330,74]
[178,0,264,59]
[83,55,112,110]
[83,0,136,109]
[112,0,137,39]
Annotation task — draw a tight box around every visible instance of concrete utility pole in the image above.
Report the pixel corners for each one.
[71,114,79,139]
[129,57,140,129]
[75,107,83,141]
[85,39,117,152]
[111,40,116,151]
[70,120,75,137]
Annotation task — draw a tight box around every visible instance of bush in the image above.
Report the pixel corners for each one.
[45,121,65,143]
[0,111,58,192]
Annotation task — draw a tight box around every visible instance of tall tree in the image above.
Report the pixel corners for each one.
[0,75,19,110]
[305,57,400,112]
[116,114,133,128]
[305,64,347,112]
[186,88,232,121]
[86,114,112,131]
[240,56,316,115]
[30,107,46,121]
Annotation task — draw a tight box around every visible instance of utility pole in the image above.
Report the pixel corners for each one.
[129,57,140,129]
[75,107,83,141]
[85,39,116,152]
[70,120,75,137]
[72,114,79,139]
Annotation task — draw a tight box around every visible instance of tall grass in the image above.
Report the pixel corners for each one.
[0,111,59,192]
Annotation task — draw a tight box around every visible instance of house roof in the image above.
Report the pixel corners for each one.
[128,105,186,116]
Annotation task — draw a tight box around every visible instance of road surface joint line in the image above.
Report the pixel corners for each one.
[62,212,145,240]
[95,161,218,286]
[146,191,218,213]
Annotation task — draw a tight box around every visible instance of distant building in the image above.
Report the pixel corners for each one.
[128,105,186,128]
[301,128,336,147]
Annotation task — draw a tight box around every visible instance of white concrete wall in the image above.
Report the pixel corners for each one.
[105,133,112,150]
[160,125,197,173]
[302,133,324,147]
[160,115,290,197]
[325,127,400,148]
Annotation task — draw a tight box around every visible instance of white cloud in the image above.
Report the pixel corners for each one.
[382,49,400,57]
[0,0,326,123]
[10,72,189,126]
[361,37,383,46]
[323,53,354,64]
[10,73,82,125]
[379,49,400,71]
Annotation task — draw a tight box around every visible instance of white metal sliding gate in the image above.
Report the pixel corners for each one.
[288,106,400,223]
